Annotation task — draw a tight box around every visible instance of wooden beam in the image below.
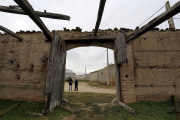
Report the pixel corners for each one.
[0,25,23,41]
[166,1,175,29]
[126,1,180,43]
[93,0,106,36]
[0,5,70,20]
[14,0,52,42]
[64,35,116,42]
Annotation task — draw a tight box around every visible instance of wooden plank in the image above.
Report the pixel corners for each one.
[14,0,52,42]
[44,31,66,112]
[0,102,20,117]
[126,1,180,43]
[93,0,106,36]
[166,1,175,29]
[114,33,127,64]
[0,5,70,20]
[0,25,23,41]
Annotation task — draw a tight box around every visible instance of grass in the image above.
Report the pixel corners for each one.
[0,92,176,120]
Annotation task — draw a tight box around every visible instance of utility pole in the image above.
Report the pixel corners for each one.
[85,66,86,81]
[166,1,175,29]
[107,48,110,85]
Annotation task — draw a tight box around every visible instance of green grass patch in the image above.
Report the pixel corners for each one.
[64,92,116,103]
[0,92,176,120]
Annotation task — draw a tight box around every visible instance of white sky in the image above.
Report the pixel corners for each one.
[1,0,180,75]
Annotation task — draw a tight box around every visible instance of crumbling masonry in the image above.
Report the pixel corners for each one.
[0,28,179,104]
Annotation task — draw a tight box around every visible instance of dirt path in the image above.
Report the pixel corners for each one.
[64,82,116,94]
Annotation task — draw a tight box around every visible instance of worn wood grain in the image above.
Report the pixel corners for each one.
[114,33,127,65]
[0,5,70,20]
[94,0,106,36]
[126,1,180,43]
[14,0,52,42]
[0,25,23,41]
[44,31,66,111]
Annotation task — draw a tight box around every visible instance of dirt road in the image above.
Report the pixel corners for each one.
[64,82,116,94]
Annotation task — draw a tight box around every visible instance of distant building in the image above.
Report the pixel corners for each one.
[65,69,76,81]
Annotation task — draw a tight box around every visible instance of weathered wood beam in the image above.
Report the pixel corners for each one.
[64,35,116,42]
[0,5,70,20]
[93,0,106,36]
[0,25,23,41]
[14,0,52,42]
[126,1,180,43]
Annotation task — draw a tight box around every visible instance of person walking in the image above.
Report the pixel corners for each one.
[69,77,73,91]
[74,79,78,91]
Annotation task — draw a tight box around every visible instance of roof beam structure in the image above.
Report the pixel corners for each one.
[93,0,106,36]
[0,5,70,20]
[126,1,180,43]
[0,25,23,41]
[14,0,52,42]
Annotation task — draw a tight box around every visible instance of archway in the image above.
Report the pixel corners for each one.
[43,31,136,114]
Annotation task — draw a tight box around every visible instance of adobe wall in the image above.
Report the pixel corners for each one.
[0,28,179,103]
[132,30,180,102]
[0,33,50,102]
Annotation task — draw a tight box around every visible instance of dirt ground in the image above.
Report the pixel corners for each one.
[64,82,116,94]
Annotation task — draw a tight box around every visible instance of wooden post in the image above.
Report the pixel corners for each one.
[126,1,180,43]
[114,32,127,102]
[166,1,175,29]
[43,31,66,112]
[114,32,136,114]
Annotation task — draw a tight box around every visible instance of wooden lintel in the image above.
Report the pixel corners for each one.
[64,35,116,42]
[0,5,70,20]
[93,0,106,36]
[14,0,52,42]
[0,25,23,41]
[126,1,180,43]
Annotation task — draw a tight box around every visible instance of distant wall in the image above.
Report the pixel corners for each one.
[76,74,90,81]
[65,73,76,81]
[89,71,98,83]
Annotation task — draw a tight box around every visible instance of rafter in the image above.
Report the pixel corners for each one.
[93,0,106,36]
[126,1,180,43]
[0,25,23,41]
[14,0,52,42]
[0,5,70,20]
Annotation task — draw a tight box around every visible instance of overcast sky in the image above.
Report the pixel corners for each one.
[1,0,180,75]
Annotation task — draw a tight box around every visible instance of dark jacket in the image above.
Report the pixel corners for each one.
[75,80,78,86]
[69,79,73,85]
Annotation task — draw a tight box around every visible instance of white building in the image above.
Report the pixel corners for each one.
[65,69,76,81]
